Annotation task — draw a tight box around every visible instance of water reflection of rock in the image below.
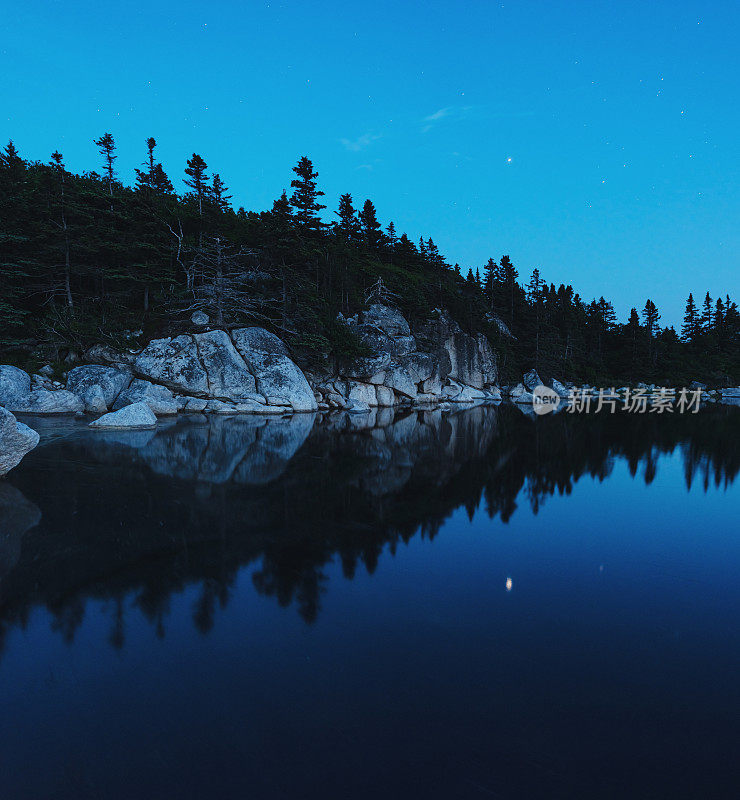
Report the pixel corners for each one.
[0,405,738,652]
[82,413,318,485]
[0,484,41,582]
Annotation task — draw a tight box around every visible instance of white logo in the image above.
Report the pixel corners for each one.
[532,385,560,415]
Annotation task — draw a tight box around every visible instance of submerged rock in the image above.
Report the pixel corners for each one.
[0,407,40,476]
[89,402,158,430]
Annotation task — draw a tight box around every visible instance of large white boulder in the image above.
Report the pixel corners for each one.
[134,335,210,396]
[231,328,317,412]
[25,389,84,414]
[362,304,412,338]
[113,378,179,415]
[383,364,418,399]
[523,369,543,391]
[0,366,31,411]
[375,385,395,407]
[66,364,132,407]
[89,402,157,430]
[0,407,40,476]
[194,329,257,400]
[348,382,378,407]
[509,383,534,404]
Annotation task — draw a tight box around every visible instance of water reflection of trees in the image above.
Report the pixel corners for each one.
[1,405,737,652]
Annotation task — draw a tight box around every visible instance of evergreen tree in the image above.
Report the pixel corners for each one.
[210,174,232,213]
[482,258,498,309]
[335,193,361,243]
[385,221,397,247]
[289,156,325,232]
[135,137,158,195]
[681,293,698,341]
[184,154,210,217]
[700,291,713,333]
[94,132,117,207]
[642,299,661,364]
[359,199,381,249]
[500,255,518,326]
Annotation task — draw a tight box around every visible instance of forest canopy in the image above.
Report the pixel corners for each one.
[0,136,737,385]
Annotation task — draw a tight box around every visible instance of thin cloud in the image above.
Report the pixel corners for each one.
[424,107,453,123]
[340,131,382,152]
[422,105,474,133]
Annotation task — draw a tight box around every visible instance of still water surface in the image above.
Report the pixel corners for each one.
[1,405,739,798]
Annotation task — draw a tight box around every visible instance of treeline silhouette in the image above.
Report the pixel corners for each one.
[1,137,738,384]
[0,404,737,654]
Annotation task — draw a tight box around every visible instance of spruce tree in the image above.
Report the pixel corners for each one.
[500,255,518,326]
[289,156,325,231]
[700,291,713,333]
[94,132,117,207]
[211,174,232,213]
[359,199,381,249]
[335,193,361,242]
[184,154,210,217]
[681,293,698,341]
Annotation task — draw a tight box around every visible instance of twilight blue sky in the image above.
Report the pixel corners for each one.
[2,0,738,326]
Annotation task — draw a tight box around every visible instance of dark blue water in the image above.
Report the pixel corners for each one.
[1,405,739,798]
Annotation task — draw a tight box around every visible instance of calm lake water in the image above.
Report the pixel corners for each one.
[1,404,739,798]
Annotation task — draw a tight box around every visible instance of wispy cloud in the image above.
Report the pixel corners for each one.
[424,107,454,123]
[422,105,474,133]
[340,131,382,152]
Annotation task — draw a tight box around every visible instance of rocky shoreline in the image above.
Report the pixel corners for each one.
[1,303,739,474]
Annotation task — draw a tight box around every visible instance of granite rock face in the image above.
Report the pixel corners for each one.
[0,366,32,411]
[0,406,40,476]
[231,328,318,412]
[522,369,543,392]
[113,379,179,415]
[2,311,500,417]
[134,335,210,396]
[509,383,535,404]
[82,384,109,414]
[194,329,257,400]
[25,389,84,414]
[66,365,133,408]
[316,305,500,409]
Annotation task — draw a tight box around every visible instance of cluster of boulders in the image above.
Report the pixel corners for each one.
[0,328,318,423]
[2,305,739,453]
[499,370,569,404]
[500,373,740,407]
[309,305,501,412]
